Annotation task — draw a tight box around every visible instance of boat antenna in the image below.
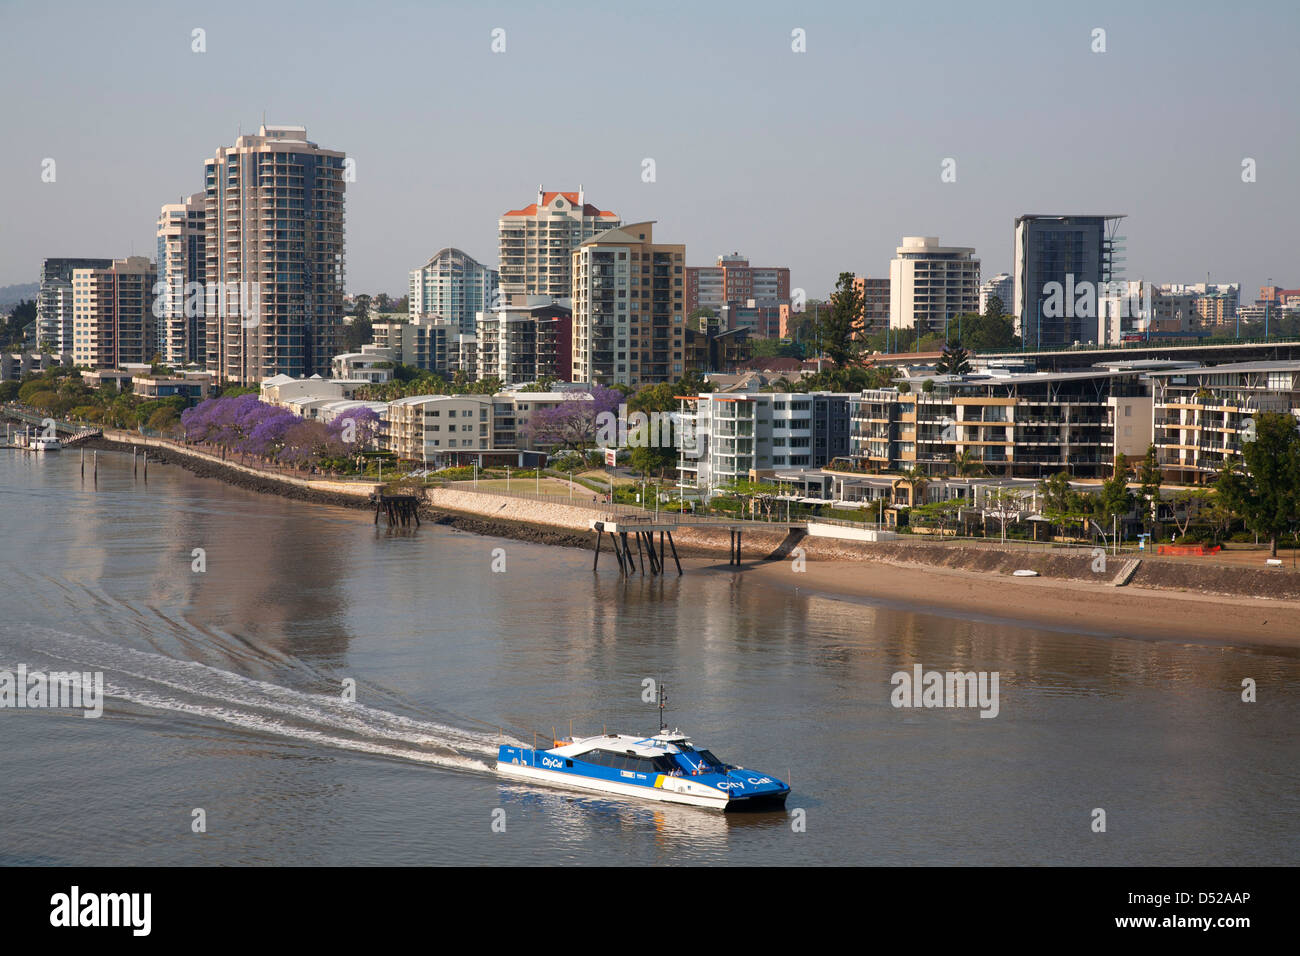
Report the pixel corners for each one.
[658,682,668,733]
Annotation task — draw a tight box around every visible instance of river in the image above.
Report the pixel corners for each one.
[1,447,1296,865]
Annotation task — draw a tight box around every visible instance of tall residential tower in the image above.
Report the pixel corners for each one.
[408,247,498,335]
[1013,214,1126,348]
[204,125,346,384]
[155,193,206,366]
[571,221,685,387]
[498,187,619,303]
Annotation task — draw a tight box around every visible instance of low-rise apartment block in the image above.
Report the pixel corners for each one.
[838,369,1152,480]
[1149,361,1300,483]
[676,392,853,494]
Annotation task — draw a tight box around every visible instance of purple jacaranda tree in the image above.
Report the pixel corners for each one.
[182,394,309,461]
[524,386,622,451]
[244,407,299,457]
[328,406,380,450]
[276,419,333,468]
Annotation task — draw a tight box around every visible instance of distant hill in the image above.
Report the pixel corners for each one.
[0,282,39,311]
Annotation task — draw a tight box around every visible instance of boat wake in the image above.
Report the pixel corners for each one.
[0,626,519,774]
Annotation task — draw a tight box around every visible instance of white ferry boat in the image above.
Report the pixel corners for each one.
[497,687,790,811]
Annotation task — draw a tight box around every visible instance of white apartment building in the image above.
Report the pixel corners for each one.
[330,348,395,383]
[155,192,206,366]
[369,314,466,374]
[498,187,620,302]
[888,236,980,335]
[978,273,1012,315]
[408,247,499,336]
[677,392,854,494]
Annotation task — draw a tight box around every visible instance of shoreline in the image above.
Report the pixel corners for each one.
[76,432,1300,650]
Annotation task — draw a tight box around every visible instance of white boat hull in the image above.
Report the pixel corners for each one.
[497,760,730,810]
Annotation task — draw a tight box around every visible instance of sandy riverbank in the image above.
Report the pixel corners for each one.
[733,557,1300,650]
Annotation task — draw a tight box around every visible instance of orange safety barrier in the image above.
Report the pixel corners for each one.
[1157,544,1221,556]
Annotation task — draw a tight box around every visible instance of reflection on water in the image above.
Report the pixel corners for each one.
[0,448,1297,865]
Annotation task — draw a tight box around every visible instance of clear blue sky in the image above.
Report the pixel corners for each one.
[1,0,1296,299]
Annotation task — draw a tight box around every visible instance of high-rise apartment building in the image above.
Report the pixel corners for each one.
[854,276,891,334]
[408,247,499,335]
[571,221,686,387]
[888,237,980,335]
[475,300,573,385]
[155,193,207,366]
[1013,215,1125,348]
[70,257,158,368]
[38,257,112,353]
[498,187,619,302]
[686,253,791,315]
[204,125,346,384]
[978,273,1013,315]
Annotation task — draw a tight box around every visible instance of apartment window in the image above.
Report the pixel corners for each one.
[1124,406,1132,417]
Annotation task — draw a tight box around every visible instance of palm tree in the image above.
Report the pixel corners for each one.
[899,465,929,507]
[952,448,983,478]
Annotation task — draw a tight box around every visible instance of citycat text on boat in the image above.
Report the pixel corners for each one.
[496,685,789,811]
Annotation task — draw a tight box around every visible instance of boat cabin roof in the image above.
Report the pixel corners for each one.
[550,732,696,758]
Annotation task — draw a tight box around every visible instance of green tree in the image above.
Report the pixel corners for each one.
[1219,412,1300,555]
[935,341,972,375]
[3,298,36,347]
[950,311,1020,352]
[1095,454,1134,533]
[814,273,865,368]
[1136,443,1162,537]
[626,381,680,477]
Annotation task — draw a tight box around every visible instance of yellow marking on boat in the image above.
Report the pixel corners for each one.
[653,775,665,789]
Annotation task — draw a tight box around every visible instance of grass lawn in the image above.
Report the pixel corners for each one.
[577,469,636,487]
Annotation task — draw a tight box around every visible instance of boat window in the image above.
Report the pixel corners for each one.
[576,750,617,767]
[695,750,727,772]
[649,755,679,773]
